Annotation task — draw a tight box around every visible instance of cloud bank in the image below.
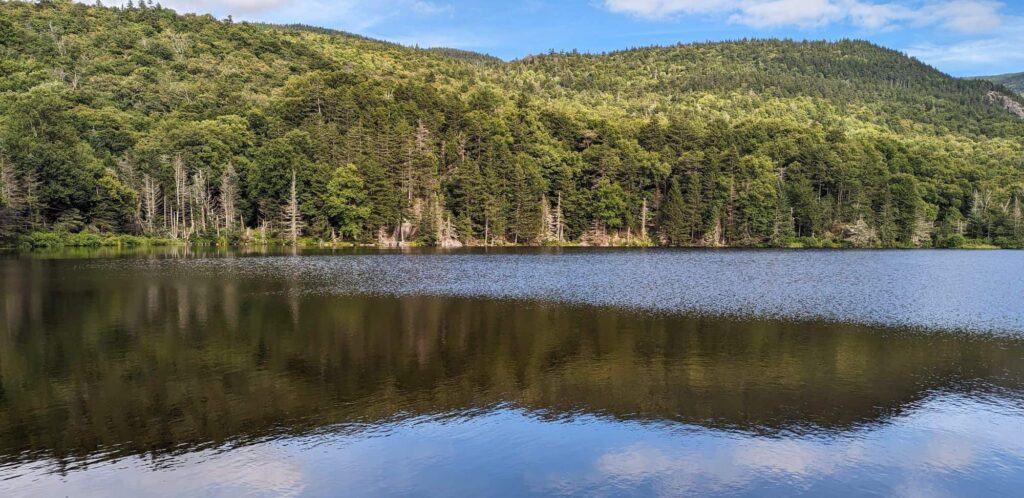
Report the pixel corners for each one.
[603,0,1004,33]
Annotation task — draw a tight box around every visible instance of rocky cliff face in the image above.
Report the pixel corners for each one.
[987,91,1024,119]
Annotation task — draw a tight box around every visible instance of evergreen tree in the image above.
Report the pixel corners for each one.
[659,178,689,246]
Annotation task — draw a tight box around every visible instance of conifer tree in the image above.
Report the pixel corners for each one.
[659,178,689,246]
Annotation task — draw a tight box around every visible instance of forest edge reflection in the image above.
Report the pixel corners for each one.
[2,251,1023,472]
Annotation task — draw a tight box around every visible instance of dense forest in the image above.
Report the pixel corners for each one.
[1,0,1023,248]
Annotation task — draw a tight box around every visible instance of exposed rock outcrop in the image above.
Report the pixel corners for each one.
[987,91,1024,119]
[836,218,877,247]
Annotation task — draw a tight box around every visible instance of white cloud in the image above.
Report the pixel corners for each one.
[843,1,910,29]
[916,0,1003,34]
[147,0,295,15]
[604,0,739,17]
[147,1,452,28]
[603,0,1006,33]
[905,25,1024,73]
[729,0,847,28]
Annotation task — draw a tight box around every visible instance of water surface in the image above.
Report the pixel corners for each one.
[1,248,1022,496]
[71,247,1024,332]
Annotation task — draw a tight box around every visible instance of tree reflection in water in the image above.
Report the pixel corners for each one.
[1,252,1022,496]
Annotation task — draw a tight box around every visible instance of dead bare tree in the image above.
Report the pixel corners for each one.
[167,32,189,57]
[172,154,188,239]
[539,195,552,243]
[221,163,238,232]
[281,169,304,244]
[555,192,564,243]
[1013,194,1022,239]
[0,153,18,209]
[48,22,66,58]
[538,194,565,244]
[10,163,41,230]
[640,197,648,241]
[140,174,161,234]
[191,170,212,233]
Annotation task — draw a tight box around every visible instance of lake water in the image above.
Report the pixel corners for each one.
[1,248,1023,496]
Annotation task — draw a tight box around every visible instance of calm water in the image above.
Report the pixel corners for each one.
[1,248,1023,496]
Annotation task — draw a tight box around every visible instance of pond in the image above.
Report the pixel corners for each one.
[1,248,1022,496]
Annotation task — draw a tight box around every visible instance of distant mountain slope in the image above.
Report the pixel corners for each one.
[973,72,1024,95]
[1,1,1022,249]
[507,40,1024,134]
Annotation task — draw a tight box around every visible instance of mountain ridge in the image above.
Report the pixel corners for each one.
[1,0,1022,248]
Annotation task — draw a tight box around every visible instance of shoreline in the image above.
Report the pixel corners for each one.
[0,227,1016,251]
[0,233,1011,252]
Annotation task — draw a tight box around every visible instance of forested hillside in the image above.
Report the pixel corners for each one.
[1,0,1023,248]
[976,72,1024,95]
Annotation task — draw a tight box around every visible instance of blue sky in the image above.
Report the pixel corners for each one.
[148,1,1024,76]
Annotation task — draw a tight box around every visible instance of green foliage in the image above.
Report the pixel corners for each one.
[325,163,370,239]
[591,179,627,229]
[1,1,1022,248]
[16,231,176,248]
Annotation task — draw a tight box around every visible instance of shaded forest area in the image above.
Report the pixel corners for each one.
[1,0,1023,248]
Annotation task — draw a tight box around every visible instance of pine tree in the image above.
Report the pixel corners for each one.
[772,180,796,244]
[659,178,688,246]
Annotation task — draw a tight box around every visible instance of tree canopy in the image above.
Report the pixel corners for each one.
[1,0,1023,248]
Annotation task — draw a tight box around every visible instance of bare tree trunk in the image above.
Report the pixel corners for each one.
[540,195,553,244]
[640,198,648,241]
[0,154,18,209]
[191,170,211,234]
[173,154,187,239]
[221,163,237,232]
[282,169,304,244]
[141,175,160,234]
[1014,195,1022,239]
[555,192,564,243]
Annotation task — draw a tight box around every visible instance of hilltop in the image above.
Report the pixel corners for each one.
[0,0,1022,248]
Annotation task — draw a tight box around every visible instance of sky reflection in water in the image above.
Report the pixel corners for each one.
[6,394,1023,497]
